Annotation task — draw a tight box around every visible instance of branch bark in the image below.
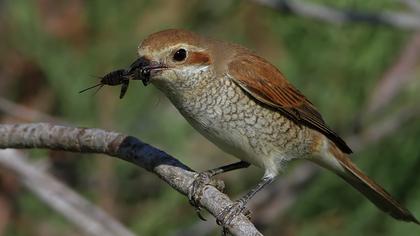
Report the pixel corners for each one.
[0,123,262,236]
[0,149,136,236]
[252,0,420,30]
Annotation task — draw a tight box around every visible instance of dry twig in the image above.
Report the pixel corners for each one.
[0,97,64,123]
[362,33,420,116]
[0,123,261,236]
[0,149,136,236]
[400,0,420,14]
[252,0,420,30]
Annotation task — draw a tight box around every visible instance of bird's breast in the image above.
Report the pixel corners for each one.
[168,75,316,172]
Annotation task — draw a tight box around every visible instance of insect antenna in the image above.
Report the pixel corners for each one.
[79,83,103,93]
[93,84,105,96]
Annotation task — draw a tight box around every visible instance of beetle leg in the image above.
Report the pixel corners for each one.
[119,79,129,99]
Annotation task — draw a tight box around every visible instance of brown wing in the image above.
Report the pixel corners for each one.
[228,53,352,154]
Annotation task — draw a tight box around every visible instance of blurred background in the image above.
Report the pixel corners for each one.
[0,0,419,235]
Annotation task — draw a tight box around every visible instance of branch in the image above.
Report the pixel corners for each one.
[0,97,64,123]
[252,0,420,30]
[0,98,129,234]
[0,123,262,236]
[0,149,136,236]
[362,33,420,116]
[400,0,420,14]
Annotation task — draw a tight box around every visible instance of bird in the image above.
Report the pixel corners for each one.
[125,29,419,227]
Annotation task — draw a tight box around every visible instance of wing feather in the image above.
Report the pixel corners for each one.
[228,53,352,154]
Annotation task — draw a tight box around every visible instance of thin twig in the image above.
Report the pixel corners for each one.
[252,0,420,30]
[0,97,65,124]
[363,33,420,116]
[0,149,136,236]
[0,123,262,236]
[399,0,420,14]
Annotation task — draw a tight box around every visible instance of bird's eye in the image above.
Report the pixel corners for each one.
[173,48,187,62]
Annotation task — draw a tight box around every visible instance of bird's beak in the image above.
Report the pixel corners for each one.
[126,56,166,86]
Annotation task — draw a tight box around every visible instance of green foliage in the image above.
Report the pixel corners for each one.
[1,0,419,235]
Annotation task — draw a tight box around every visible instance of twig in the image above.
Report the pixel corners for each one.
[363,33,420,116]
[347,105,420,151]
[0,123,262,236]
[0,97,65,124]
[0,149,136,236]
[399,0,420,14]
[252,0,420,30]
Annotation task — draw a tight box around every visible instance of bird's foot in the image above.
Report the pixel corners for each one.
[188,171,225,221]
[216,199,251,234]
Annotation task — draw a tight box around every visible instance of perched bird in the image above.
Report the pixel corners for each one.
[127,29,419,227]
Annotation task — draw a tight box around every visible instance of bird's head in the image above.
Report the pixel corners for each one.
[129,29,224,96]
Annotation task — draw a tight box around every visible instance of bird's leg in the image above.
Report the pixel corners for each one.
[189,161,250,220]
[216,176,274,230]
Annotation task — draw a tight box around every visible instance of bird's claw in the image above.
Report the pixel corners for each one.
[216,199,251,232]
[188,171,225,221]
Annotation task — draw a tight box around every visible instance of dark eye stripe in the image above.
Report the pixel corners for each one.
[186,51,211,65]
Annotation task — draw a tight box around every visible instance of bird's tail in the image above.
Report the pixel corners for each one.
[314,141,419,224]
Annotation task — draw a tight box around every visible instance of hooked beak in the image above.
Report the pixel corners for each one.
[127,56,167,86]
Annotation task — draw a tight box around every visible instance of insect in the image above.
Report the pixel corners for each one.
[79,69,131,99]
[79,57,152,99]
[128,57,152,86]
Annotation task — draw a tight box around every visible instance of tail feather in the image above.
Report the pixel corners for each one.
[327,144,419,224]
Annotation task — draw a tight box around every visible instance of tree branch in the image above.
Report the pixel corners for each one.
[0,149,136,236]
[252,0,420,30]
[0,97,64,124]
[0,123,262,236]
[362,33,420,117]
[399,0,420,14]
